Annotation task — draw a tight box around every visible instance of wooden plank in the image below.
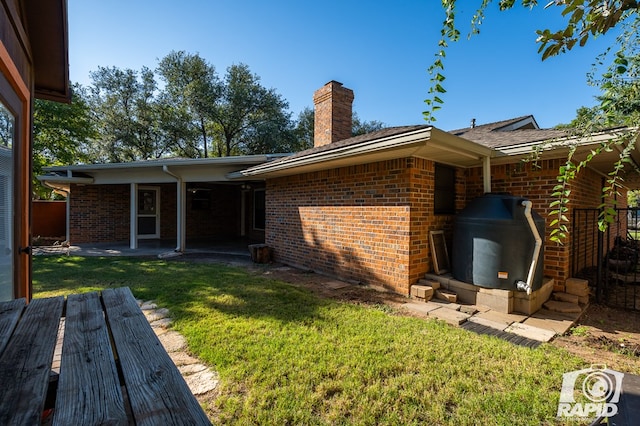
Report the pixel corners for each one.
[53,292,128,426]
[0,298,26,357]
[0,297,64,425]
[102,287,211,425]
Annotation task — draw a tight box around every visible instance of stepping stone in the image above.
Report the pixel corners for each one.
[468,315,510,331]
[140,301,158,310]
[170,352,201,366]
[178,363,208,375]
[150,317,173,329]
[474,310,527,326]
[158,330,187,353]
[402,301,442,316]
[543,300,582,313]
[184,369,219,395]
[504,322,556,342]
[459,305,478,315]
[553,292,579,304]
[428,307,470,325]
[430,299,461,311]
[144,308,170,322]
[523,315,574,335]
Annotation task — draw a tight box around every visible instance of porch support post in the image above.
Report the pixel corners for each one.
[162,165,185,253]
[483,156,491,194]
[130,183,138,249]
[176,179,186,252]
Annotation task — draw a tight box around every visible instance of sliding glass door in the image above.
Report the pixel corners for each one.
[0,101,13,301]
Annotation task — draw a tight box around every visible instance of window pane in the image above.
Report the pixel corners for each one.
[138,189,156,215]
[434,164,455,215]
[0,102,14,301]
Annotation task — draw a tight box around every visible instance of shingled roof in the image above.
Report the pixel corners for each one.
[449,115,569,149]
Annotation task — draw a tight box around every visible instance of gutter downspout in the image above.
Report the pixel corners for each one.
[162,165,185,252]
[520,200,542,295]
[483,155,491,194]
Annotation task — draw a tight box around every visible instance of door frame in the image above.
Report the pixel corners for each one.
[137,186,160,239]
[0,40,31,300]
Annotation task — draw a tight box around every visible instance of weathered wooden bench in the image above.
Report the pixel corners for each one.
[0,287,211,425]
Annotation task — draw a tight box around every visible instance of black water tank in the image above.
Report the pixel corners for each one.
[452,193,545,291]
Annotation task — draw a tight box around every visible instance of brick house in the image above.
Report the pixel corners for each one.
[236,81,638,295]
[41,81,639,300]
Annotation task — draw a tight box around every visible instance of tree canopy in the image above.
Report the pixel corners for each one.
[426,1,640,242]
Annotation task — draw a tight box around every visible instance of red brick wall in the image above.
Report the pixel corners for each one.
[266,158,459,294]
[70,183,248,244]
[465,159,624,283]
[69,184,130,243]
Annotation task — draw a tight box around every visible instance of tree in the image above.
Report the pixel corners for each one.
[293,107,386,149]
[89,66,166,162]
[33,83,96,198]
[156,51,221,158]
[426,1,640,242]
[211,63,292,156]
[425,1,640,123]
[352,113,385,136]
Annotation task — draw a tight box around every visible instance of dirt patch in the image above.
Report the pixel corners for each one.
[552,304,640,374]
[178,254,640,374]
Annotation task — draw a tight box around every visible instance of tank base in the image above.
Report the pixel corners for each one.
[423,274,555,315]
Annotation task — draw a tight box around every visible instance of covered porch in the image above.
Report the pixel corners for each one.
[38,155,286,252]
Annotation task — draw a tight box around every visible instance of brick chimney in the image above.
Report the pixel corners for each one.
[313,81,354,147]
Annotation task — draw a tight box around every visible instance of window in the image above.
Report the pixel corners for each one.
[434,164,456,215]
[253,189,265,230]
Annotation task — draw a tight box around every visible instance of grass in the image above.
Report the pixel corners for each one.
[33,256,587,425]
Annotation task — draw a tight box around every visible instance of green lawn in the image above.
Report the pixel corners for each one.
[33,256,586,425]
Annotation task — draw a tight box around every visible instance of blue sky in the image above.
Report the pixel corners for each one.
[68,1,618,131]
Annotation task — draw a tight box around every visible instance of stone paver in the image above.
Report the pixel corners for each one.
[144,307,170,322]
[428,307,470,325]
[523,315,574,335]
[140,300,220,397]
[402,301,442,316]
[184,369,219,395]
[473,310,527,326]
[169,352,202,366]
[157,330,187,353]
[150,317,173,329]
[467,315,510,331]
[543,300,582,313]
[504,322,556,342]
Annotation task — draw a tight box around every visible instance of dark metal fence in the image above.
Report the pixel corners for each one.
[572,208,640,311]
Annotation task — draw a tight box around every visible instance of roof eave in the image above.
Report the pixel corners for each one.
[231,127,493,179]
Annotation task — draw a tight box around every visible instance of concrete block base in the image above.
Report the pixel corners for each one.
[423,273,555,315]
